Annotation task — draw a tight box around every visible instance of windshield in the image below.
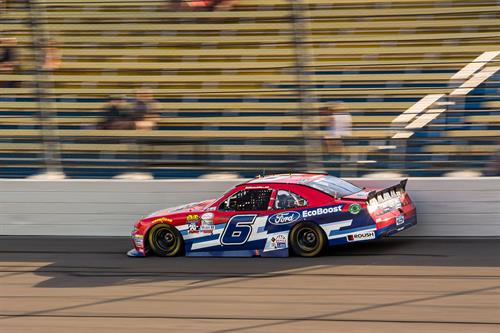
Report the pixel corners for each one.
[307,176,361,197]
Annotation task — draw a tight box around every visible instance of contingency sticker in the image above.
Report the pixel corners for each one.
[263,233,288,252]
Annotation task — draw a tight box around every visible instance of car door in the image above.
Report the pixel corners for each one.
[214,187,274,250]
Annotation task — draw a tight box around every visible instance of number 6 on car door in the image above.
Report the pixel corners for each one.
[221,215,257,245]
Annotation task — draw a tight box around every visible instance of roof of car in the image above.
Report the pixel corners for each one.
[245,173,327,185]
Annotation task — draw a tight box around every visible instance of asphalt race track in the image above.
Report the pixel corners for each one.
[0,237,498,333]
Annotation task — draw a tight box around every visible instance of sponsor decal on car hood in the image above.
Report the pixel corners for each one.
[146,199,216,218]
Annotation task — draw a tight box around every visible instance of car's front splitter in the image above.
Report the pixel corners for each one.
[127,248,146,257]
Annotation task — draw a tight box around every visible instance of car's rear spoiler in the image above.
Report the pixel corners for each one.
[367,179,408,203]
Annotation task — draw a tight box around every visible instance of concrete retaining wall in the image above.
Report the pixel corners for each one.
[1,178,498,236]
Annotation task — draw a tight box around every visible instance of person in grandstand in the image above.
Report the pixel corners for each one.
[0,37,20,88]
[41,38,62,72]
[132,88,160,130]
[98,95,134,130]
[321,102,352,158]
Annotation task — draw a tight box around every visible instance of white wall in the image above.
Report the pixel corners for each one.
[0,178,498,236]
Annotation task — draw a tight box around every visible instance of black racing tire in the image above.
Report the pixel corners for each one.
[148,224,184,257]
[289,221,327,257]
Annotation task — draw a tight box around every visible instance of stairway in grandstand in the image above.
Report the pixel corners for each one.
[0,0,499,178]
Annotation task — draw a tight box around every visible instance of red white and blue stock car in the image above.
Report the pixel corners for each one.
[127,173,417,258]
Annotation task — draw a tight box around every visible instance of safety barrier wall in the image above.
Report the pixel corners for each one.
[0,178,498,237]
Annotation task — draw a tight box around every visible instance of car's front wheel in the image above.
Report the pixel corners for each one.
[148,224,184,257]
[289,222,327,257]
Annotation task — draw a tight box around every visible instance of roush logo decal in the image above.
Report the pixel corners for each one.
[347,230,376,242]
[268,211,301,225]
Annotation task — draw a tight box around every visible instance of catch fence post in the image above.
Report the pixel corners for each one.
[289,0,321,172]
[27,0,63,177]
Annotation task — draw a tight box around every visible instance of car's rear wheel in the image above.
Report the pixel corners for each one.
[148,224,184,257]
[289,222,327,257]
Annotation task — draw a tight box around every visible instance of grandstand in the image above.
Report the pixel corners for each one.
[0,0,499,178]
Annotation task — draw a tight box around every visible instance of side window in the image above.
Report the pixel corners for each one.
[275,190,308,210]
[219,189,273,211]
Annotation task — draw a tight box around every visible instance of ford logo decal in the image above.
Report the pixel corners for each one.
[268,211,301,225]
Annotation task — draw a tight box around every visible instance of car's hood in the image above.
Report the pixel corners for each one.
[146,199,216,218]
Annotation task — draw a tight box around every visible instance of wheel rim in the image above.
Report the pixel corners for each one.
[152,227,178,253]
[297,227,319,253]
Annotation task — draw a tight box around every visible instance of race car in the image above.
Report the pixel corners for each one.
[127,173,417,258]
